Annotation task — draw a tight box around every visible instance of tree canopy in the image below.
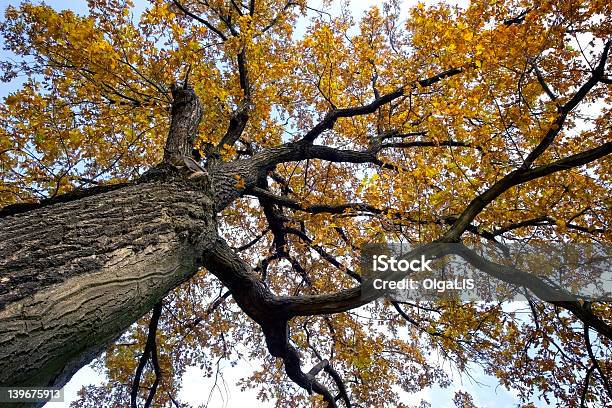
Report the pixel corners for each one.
[0,0,610,407]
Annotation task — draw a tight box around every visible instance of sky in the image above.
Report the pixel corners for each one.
[0,1,543,407]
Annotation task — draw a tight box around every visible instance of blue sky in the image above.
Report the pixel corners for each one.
[0,0,150,97]
[0,1,89,97]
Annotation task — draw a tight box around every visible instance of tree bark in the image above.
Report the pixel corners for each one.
[163,85,203,163]
[0,85,218,408]
[0,174,215,404]
[0,55,609,407]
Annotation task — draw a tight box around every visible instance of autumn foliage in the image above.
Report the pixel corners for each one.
[0,0,610,407]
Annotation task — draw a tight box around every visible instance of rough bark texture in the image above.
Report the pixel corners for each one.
[0,46,609,405]
[163,85,203,163]
[0,175,215,400]
[0,83,217,408]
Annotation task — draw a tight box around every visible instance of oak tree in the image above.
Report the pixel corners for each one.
[0,0,610,407]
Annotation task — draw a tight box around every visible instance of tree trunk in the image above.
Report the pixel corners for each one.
[0,176,215,402]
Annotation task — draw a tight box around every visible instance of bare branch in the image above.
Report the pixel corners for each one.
[131,302,163,408]
[234,228,269,252]
[493,215,606,236]
[247,186,381,215]
[584,318,612,398]
[580,365,596,408]
[503,8,532,26]
[258,2,300,36]
[284,227,361,282]
[452,245,612,340]
[381,140,478,150]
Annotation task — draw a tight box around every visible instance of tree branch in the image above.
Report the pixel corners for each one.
[584,318,612,398]
[532,63,558,101]
[163,85,204,163]
[503,8,532,26]
[521,41,610,170]
[172,0,228,41]
[380,140,478,150]
[247,186,381,215]
[580,365,596,408]
[303,324,352,407]
[443,142,611,241]
[451,245,612,340]
[257,2,299,36]
[130,301,163,408]
[0,182,128,218]
[301,66,466,143]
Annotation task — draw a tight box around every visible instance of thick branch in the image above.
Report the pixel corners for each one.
[301,66,465,143]
[443,142,611,241]
[163,85,204,163]
[212,100,250,157]
[303,325,352,406]
[0,183,128,218]
[200,240,344,406]
[521,41,610,170]
[452,245,612,340]
[263,323,338,407]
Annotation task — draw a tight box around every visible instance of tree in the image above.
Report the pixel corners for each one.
[0,0,610,407]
